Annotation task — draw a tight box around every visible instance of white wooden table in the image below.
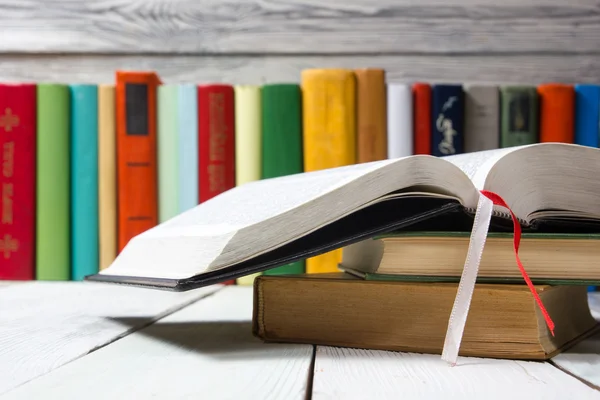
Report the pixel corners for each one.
[1,281,599,399]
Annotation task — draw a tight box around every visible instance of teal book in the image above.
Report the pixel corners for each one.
[36,84,70,280]
[261,84,305,275]
[70,84,99,280]
[157,85,179,222]
[178,84,198,213]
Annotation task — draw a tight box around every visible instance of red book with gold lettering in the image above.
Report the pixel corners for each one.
[413,82,432,155]
[197,84,235,284]
[0,83,36,280]
[115,71,161,252]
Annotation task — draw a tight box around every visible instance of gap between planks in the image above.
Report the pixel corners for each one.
[0,286,314,400]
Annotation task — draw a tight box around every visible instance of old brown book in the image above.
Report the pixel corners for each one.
[252,273,598,360]
[355,68,387,162]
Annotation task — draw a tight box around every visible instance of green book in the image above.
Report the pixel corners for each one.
[36,84,70,280]
[499,85,539,148]
[341,231,600,286]
[157,85,179,223]
[261,84,305,276]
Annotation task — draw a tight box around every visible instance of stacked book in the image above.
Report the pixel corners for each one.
[91,143,600,360]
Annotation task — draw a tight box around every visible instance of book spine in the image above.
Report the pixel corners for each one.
[431,84,464,156]
[464,85,500,152]
[301,68,356,273]
[70,84,99,280]
[36,84,70,280]
[197,84,236,285]
[386,83,413,158]
[499,86,539,147]
[98,84,117,270]
[355,69,387,162]
[157,84,179,223]
[413,83,432,155]
[538,83,575,143]
[0,84,36,280]
[234,85,262,285]
[177,84,199,213]
[197,84,236,203]
[261,84,305,276]
[574,84,600,148]
[115,71,161,252]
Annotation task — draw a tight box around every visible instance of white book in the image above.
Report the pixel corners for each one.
[88,143,600,291]
[387,83,413,158]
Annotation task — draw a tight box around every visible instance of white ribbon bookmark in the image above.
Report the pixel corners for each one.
[441,192,494,366]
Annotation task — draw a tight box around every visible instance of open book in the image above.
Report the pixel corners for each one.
[88,143,600,291]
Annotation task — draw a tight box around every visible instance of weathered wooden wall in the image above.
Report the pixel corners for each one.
[1,0,599,84]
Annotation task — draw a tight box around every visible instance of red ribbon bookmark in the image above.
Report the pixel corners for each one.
[480,190,555,336]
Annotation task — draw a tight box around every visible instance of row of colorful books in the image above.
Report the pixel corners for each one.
[1,68,599,285]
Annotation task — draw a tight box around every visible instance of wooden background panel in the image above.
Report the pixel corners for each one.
[1,54,600,84]
[1,0,600,54]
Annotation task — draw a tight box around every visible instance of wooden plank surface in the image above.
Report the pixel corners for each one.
[1,0,599,54]
[311,346,600,399]
[551,292,600,389]
[0,286,314,399]
[0,282,221,396]
[2,54,600,85]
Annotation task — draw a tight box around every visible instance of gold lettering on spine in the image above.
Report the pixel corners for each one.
[1,108,18,259]
[2,183,13,224]
[3,141,14,177]
[0,234,18,259]
[0,108,19,132]
[2,141,14,226]
[208,92,228,193]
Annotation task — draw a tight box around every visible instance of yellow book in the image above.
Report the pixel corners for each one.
[98,85,117,270]
[301,69,357,273]
[234,85,263,285]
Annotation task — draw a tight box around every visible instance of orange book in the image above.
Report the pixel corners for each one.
[538,83,575,143]
[301,68,356,273]
[413,83,432,154]
[115,71,162,252]
[355,68,387,162]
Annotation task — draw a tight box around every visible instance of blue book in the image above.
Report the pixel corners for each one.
[574,84,600,148]
[70,84,99,280]
[431,84,464,156]
[178,84,199,213]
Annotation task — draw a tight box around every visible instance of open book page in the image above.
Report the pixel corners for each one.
[442,146,524,189]
[445,143,600,223]
[101,158,401,279]
[142,158,397,237]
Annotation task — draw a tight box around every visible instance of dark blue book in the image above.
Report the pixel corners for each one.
[574,84,600,148]
[431,84,464,156]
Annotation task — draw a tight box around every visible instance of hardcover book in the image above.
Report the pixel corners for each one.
[355,68,387,162]
[115,71,161,252]
[301,68,357,273]
[412,82,431,155]
[98,85,117,270]
[464,84,499,152]
[37,84,70,280]
[88,143,600,291]
[261,84,305,276]
[499,86,539,148]
[252,273,597,360]
[0,83,36,280]
[70,84,99,280]
[386,83,413,158]
[574,84,600,148]
[538,83,575,143]
[431,84,464,156]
